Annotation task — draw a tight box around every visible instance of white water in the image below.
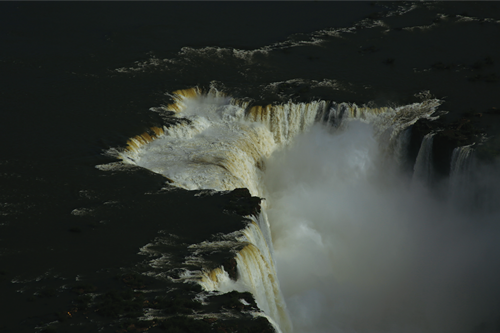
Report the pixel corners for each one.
[197,221,291,333]
[412,132,436,184]
[265,124,500,333]
[448,144,482,211]
[105,89,500,333]
[450,145,475,189]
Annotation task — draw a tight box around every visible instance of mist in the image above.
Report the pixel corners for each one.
[264,121,500,333]
[117,90,500,333]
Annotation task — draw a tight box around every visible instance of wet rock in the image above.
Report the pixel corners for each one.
[431,61,452,70]
[224,188,261,217]
[365,12,383,19]
[359,45,379,54]
[384,58,395,65]
[467,73,498,83]
[222,258,238,281]
[471,56,494,69]
[72,283,97,295]
[486,107,500,115]
[121,274,146,290]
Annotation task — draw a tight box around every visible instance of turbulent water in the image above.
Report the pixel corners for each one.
[98,88,500,333]
[264,125,500,333]
[3,2,500,333]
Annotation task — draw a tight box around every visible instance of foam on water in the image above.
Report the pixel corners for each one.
[264,120,500,333]
[102,88,500,333]
[116,88,441,196]
[197,221,291,333]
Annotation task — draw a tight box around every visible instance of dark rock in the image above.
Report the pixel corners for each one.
[365,12,383,19]
[468,73,498,83]
[224,188,261,217]
[486,107,500,115]
[384,58,395,65]
[94,289,144,318]
[222,258,238,281]
[470,56,494,70]
[432,62,451,70]
[359,45,379,54]
[72,283,97,295]
[121,274,146,290]
[484,56,494,66]
[476,136,500,162]
[484,73,498,82]
[69,227,82,233]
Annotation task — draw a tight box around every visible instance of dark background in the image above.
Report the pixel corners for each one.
[1,2,499,332]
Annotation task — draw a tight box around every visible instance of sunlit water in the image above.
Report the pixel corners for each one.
[99,89,500,333]
[266,122,500,333]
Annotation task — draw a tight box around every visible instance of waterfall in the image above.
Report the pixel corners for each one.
[450,144,475,184]
[198,219,291,333]
[449,144,476,204]
[98,88,445,333]
[393,127,412,170]
[412,132,436,184]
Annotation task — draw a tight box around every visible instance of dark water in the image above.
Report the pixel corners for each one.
[1,2,500,332]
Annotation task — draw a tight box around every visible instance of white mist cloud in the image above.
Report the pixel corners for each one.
[264,121,500,333]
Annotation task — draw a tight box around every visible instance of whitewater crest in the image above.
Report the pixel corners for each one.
[113,88,442,196]
[99,87,443,332]
[196,220,290,333]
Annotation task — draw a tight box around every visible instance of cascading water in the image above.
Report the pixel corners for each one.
[450,144,475,186]
[99,88,500,333]
[412,132,436,184]
[263,121,500,333]
[449,144,476,206]
[196,220,291,333]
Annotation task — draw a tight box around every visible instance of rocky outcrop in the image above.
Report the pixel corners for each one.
[224,188,262,217]
[39,186,273,333]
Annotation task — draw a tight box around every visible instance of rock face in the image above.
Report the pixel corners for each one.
[409,115,485,178]
[224,188,262,217]
[34,185,274,333]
